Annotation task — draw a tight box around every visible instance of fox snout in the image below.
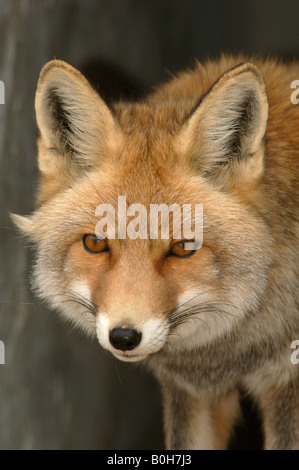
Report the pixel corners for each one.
[96,313,169,362]
[109,327,142,351]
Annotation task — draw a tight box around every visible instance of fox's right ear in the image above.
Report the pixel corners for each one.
[35,60,120,191]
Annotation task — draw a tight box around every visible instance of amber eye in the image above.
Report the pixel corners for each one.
[83,234,109,254]
[168,240,198,258]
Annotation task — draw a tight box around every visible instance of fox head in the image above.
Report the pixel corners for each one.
[13,59,272,362]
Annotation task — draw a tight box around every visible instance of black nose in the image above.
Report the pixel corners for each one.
[109,327,142,351]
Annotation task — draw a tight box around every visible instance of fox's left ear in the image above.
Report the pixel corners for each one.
[176,63,268,190]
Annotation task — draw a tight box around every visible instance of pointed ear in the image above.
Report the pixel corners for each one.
[35,60,120,181]
[176,63,268,189]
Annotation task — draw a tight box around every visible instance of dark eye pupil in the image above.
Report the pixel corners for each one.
[92,236,103,246]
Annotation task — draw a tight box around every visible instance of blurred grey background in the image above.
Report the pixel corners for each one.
[0,0,299,450]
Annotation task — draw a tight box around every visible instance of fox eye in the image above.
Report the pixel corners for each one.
[168,240,198,258]
[83,234,109,254]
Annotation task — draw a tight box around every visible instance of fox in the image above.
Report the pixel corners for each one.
[13,55,299,450]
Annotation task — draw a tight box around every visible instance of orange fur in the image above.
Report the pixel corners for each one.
[13,55,299,449]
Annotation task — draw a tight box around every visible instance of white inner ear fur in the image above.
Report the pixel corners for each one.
[176,63,268,176]
[35,60,121,171]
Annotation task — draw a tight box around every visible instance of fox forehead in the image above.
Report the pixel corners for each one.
[113,100,191,136]
[32,170,214,245]
[36,154,211,222]
[99,122,181,189]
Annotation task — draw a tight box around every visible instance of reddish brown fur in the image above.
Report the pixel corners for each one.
[14,55,299,449]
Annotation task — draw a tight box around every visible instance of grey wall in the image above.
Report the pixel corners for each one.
[0,0,299,450]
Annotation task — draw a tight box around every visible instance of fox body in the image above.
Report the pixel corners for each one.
[14,56,299,449]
